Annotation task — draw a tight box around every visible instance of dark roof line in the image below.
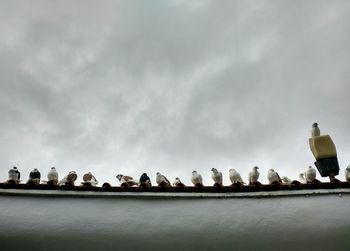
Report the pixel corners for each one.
[1,179,349,193]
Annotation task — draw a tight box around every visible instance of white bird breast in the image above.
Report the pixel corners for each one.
[8,172,19,180]
[48,170,58,181]
[248,170,259,183]
[211,172,222,184]
[305,168,316,181]
[267,171,279,183]
[229,170,243,183]
[191,174,202,185]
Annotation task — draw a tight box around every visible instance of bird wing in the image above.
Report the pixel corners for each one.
[123,175,134,181]
[237,173,243,183]
[276,172,281,182]
[198,175,203,184]
[163,175,171,184]
[248,172,252,183]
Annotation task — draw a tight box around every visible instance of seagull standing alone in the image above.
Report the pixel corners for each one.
[248,166,259,185]
[345,165,350,182]
[229,168,244,184]
[267,169,282,184]
[311,123,320,137]
[191,171,203,186]
[304,166,317,183]
[211,168,222,185]
[156,172,171,187]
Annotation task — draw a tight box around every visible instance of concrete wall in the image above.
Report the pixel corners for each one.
[0,194,349,251]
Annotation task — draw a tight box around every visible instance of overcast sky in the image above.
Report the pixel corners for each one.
[0,0,349,186]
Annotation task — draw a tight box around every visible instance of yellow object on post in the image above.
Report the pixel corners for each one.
[309,135,337,160]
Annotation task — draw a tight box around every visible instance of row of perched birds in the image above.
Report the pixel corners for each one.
[5,165,350,187]
[7,167,97,186]
[4,122,345,187]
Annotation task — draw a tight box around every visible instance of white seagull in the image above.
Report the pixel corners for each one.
[47,167,58,183]
[156,172,171,186]
[311,122,320,137]
[229,168,244,184]
[299,173,307,184]
[267,169,282,184]
[345,165,350,182]
[248,166,260,185]
[211,168,222,185]
[304,166,317,183]
[191,171,203,186]
[281,176,292,185]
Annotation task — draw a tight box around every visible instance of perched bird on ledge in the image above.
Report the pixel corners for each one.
[248,166,259,185]
[116,174,138,187]
[47,167,58,185]
[191,171,203,186]
[229,168,244,185]
[29,168,41,185]
[8,167,20,184]
[267,169,282,184]
[156,172,171,187]
[139,173,152,187]
[311,122,320,137]
[281,176,292,185]
[173,177,185,187]
[58,171,77,186]
[345,165,350,182]
[211,168,222,185]
[299,173,307,184]
[304,166,317,183]
[82,172,98,186]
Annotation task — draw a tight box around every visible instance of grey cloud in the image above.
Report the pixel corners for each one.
[0,0,350,185]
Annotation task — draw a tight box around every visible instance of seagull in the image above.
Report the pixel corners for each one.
[229,168,244,184]
[248,166,259,185]
[311,122,320,137]
[116,174,138,186]
[299,173,307,184]
[267,169,282,184]
[345,165,350,182]
[82,172,98,186]
[47,167,58,183]
[8,167,20,182]
[304,166,317,183]
[156,172,171,186]
[58,171,77,186]
[191,170,203,186]
[211,168,222,185]
[29,168,41,184]
[173,177,183,187]
[139,173,152,186]
[281,176,292,185]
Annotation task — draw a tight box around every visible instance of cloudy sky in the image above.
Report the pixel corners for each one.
[0,0,349,186]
